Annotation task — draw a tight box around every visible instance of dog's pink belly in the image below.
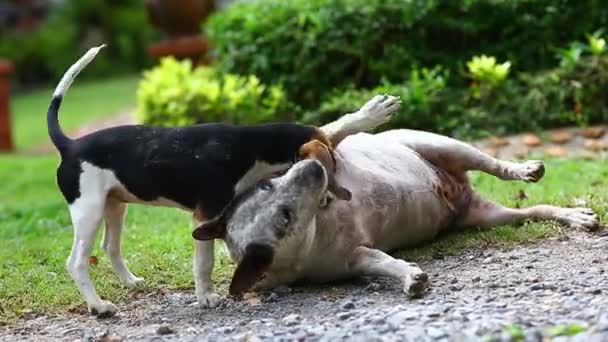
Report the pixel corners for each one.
[371,190,454,251]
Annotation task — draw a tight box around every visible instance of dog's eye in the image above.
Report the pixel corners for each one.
[257,180,273,191]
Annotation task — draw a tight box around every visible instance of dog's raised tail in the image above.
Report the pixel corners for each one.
[48,44,106,153]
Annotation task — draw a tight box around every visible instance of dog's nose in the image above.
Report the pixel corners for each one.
[306,160,325,180]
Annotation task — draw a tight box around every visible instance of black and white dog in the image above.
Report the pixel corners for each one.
[48,46,401,317]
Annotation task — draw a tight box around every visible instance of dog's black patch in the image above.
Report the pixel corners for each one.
[56,160,82,204]
[59,123,316,217]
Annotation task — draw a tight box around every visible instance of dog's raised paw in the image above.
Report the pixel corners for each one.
[403,271,429,299]
[89,300,118,318]
[196,291,223,308]
[516,160,545,183]
[361,94,401,125]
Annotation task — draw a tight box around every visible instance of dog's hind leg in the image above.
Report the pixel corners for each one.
[102,200,143,287]
[387,130,545,183]
[67,194,117,317]
[456,193,599,231]
[348,246,429,298]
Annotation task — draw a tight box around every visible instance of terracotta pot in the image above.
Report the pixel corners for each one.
[145,0,215,38]
[0,59,14,152]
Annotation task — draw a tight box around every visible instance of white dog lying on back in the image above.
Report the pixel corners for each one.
[192,129,599,296]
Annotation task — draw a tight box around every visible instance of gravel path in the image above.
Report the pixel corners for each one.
[3,230,607,342]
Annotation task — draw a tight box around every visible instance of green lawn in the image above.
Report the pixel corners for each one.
[0,155,606,323]
[11,76,139,150]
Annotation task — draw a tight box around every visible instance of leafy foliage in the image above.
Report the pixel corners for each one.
[0,0,156,85]
[206,0,608,107]
[137,58,292,126]
[313,53,608,139]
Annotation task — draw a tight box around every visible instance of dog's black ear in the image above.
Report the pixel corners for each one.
[192,217,226,241]
[229,243,274,296]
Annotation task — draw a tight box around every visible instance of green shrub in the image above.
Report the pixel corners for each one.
[0,0,156,85]
[206,0,608,108]
[206,0,436,107]
[312,55,608,140]
[137,57,293,126]
[303,66,448,131]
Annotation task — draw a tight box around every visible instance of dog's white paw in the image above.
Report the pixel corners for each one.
[122,275,144,288]
[196,291,223,308]
[557,207,599,230]
[403,266,429,298]
[511,160,545,183]
[89,300,118,318]
[360,94,401,126]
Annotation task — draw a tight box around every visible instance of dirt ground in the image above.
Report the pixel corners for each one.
[2,230,607,342]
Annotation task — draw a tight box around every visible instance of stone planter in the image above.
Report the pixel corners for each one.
[0,59,14,152]
[145,0,215,64]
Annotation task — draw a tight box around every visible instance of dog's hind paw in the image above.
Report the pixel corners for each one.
[510,160,545,183]
[196,291,223,308]
[558,207,600,231]
[89,300,118,318]
[403,271,429,299]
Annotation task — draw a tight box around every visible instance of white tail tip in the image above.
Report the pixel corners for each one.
[52,44,107,98]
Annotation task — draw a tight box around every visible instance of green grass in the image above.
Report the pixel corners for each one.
[11,76,139,150]
[0,155,606,323]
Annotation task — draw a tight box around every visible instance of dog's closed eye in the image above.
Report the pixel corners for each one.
[257,179,273,191]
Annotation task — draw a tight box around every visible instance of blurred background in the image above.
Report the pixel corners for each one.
[0,0,607,153]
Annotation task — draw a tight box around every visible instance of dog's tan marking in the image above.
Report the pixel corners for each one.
[299,139,351,201]
[193,204,208,224]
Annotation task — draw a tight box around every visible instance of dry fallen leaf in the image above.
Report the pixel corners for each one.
[89,256,99,266]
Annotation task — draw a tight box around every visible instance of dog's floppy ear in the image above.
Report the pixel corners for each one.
[192,216,226,241]
[229,243,274,296]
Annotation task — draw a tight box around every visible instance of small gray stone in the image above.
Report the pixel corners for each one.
[449,285,463,291]
[483,257,497,264]
[365,282,383,292]
[530,283,544,291]
[282,314,300,326]
[216,326,234,334]
[340,300,356,310]
[337,312,352,320]
[427,327,447,339]
[156,325,173,336]
[387,310,418,329]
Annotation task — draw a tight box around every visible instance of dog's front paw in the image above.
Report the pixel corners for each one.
[122,275,145,288]
[196,291,223,308]
[403,269,429,299]
[558,207,599,231]
[360,94,401,126]
[89,300,118,318]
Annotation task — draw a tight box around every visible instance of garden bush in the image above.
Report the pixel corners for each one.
[206,0,608,108]
[311,53,608,140]
[0,0,156,85]
[137,58,293,126]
